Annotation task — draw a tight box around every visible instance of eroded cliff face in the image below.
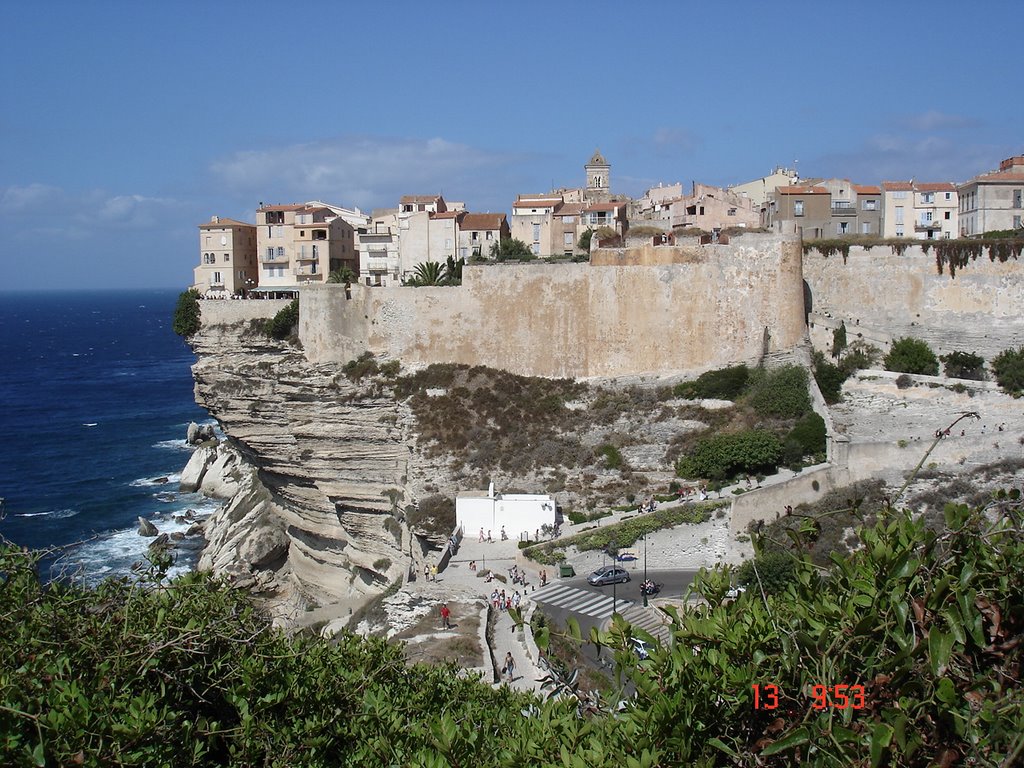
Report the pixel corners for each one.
[190,319,414,618]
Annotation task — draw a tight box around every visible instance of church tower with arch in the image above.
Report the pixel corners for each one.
[585,149,611,200]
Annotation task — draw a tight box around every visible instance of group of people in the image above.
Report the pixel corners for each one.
[477,528,493,543]
[637,496,659,514]
[422,563,438,582]
[508,564,529,588]
[490,588,523,613]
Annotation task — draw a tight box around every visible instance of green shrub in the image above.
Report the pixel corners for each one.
[172,288,201,337]
[372,557,392,571]
[735,551,796,595]
[941,351,986,380]
[831,322,847,358]
[406,494,455,536]
[884,337,939,375]
[597,444,624,470]
[676,429,783,481]
[895,373,914,389]
[744,365,811,418]
[811,351,845,404]
[838,340,881,376]
[786,412,826,458]
[344,351,380,381]
[673,364,750,400]
[992,346,1024,395]
[264,298,299,340]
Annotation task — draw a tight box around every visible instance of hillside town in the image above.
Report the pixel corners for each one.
[193,150,1024,296]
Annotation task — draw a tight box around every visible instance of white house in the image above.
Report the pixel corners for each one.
[456,485,556,542]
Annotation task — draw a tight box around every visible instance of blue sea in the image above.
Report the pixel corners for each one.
[0,290,220,581]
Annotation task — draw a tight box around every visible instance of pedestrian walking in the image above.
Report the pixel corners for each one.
[487,530,492,543]
[431,564,438,582]
[440,602,451,630]
[503,652,516,683]
[479,527,485,543]
[423,564,429,582]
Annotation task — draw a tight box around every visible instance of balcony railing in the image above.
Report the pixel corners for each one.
[295,251,319,262]
[260,253,289,263]
[915,221,938,230]
[831,204,856,216]
[293,266,321,276]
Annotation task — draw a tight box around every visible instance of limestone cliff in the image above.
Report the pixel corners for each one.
[190,317,414,618]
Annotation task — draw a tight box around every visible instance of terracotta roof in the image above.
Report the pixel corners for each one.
[300,205,333,215]
[881,181,914,192]
[199,217,254,229]
[400,194,442,204]
[584,202,625,212]
[556,203,585,216]
[258,204,304,211]
[430,211,462,220]
[915,182,956,192]
[852,185,880,195]
[514,196,561,208]
[776,186,828,195]
[460,213,507,230]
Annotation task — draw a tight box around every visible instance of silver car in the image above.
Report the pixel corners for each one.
[587,565,631,586]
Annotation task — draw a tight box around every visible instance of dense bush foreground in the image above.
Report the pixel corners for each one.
[3,490,1023,766]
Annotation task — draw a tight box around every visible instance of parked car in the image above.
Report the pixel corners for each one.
[587,565,631,586]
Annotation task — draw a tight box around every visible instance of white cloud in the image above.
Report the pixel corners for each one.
[815,133,1004,184]
[0,183,62,212]
[897,110,978,133]
[211,135,524,212]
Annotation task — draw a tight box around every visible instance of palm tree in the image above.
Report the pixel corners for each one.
[405,260,447,286]
[328,266,356,285]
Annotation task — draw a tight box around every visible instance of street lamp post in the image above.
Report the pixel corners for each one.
[643,534,649,607]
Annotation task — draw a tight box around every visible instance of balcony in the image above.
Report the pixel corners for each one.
[260,252,289,263]
[831,203,856,216]
[295,251,319,262]
[293,265,321,277]
[915,220,938,231]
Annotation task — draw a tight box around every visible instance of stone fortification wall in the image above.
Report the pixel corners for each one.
[300,234,805,378]
[199,298,292,326]
[803,246,1024,361]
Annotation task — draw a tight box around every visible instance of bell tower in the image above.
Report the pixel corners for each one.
[585,149,610,195]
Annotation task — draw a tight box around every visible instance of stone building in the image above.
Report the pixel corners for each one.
[194,216,258,295]
[958,156,1024,236]
[256,203,358,288]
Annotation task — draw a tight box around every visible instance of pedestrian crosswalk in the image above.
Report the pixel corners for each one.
[532,584,635,620]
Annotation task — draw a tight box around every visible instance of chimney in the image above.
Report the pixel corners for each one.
[211,215,220,223]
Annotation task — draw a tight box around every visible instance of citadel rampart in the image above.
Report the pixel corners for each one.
[299,233,806,378]
[803,245,1024,361]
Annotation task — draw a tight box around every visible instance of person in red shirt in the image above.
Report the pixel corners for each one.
[440,602,451,630]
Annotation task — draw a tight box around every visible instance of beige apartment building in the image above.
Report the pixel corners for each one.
[958,156,1024,236]
[728,166,799,207]
[668,183,759,232]
[256,203,357,288]
[764,185,831,238]
[511,194,564,256]
[457,213,509,260]
[880,182,958,239]
[194,216,258,295]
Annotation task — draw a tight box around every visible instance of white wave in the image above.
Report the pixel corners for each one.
[130,473,182,488]
[153,439,191,451]
[82,422,98,427]
[15,508,79,519]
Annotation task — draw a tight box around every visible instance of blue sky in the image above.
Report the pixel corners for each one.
[2,0,1021,290]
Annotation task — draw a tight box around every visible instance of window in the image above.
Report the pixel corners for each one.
[1015,215,1022,229]
[861,222,872,235]
[220,235,228,246]
[562,215,575,223]
[486,231,493,239]
[893,191,907,199]
[895,206,904,225]
[837,221,849,234]
[564,232,574,245]
[472,231,478,241]
[532,224,540,242]
[944,192,952,200]
[1015,190,1023,208]
[444,239,452,249]
[224,253,230,262]
[276,246,285,257]
[921,192,934,204]
[212,271,222,285]
[944,211,951,220]
[266,247,274,259]
[699,206,705,216]
[727,208,736,216]
[862,199,877,211]
[793,200,804,216]
[896,228,904,237]
[532,243,540,255]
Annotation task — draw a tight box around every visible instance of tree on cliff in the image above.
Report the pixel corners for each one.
[172,288,201,338]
